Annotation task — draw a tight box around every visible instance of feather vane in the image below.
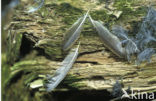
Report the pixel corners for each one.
[62,11,89,51]
[45,44,80,92]
[136,48,155,65]
[112,25,139,61]
[89,15,126,58]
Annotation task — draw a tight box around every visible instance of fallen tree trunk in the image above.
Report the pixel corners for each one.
[3,0,156,101]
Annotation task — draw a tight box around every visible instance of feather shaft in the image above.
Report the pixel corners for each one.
[62,11,89,51]
[45,44,80,92]
[89,15,126,58]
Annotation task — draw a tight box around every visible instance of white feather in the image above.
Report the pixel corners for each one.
[63,11,89,51]
[89,15,126,58]
[46,44,80,92]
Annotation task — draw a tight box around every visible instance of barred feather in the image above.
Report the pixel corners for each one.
[62,11,89,51]
[45,44,80,92]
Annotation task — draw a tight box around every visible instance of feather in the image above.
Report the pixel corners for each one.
[27,0,44,13]
[62,11,89,51]
[136,48,155,65]
[146,7,156,31]
[112,25,139,61]
[136,7,156,50]
[88,15,126,58]
[45,44,80,92]
[112,25,129,40]
[147,7,156,29]
[124,40,139,61]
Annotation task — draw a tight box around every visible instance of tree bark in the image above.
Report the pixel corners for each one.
[3,0,156,101]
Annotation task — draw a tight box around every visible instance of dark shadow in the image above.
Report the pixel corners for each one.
[42,89,156,101]
[51,89,112,101]
[78,50,103,57]
[19,33,33,58]
[76,61,99,65]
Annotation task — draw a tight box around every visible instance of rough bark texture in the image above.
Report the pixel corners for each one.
[3,0,156,101]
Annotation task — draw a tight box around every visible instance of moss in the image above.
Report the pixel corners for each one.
[44,46,63,59]
[60,74,86,90]
[43,73,86,90]
[42,3,83,25]
[2,54,10,98]
[114,0,146,21]
[5,56,54,89]
[6,32,22,65]
[98,0,106,3]
[24,73,39,86]
[90,10,117,27]
[133,6,147,16]
[11,60,38,71]
[38,6,50,18]
[34,3,86,60]
[36,40,63,59]
[55,3,83,25]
